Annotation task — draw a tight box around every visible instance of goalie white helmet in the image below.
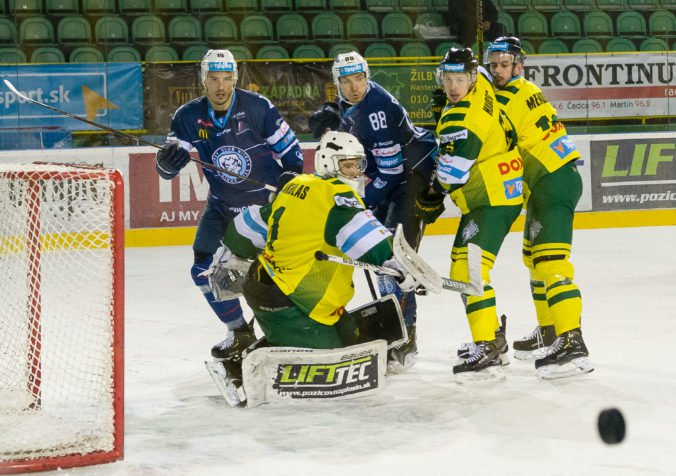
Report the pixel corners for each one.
[314,131,367,196]
[332,51,370,102]
[201,49,238,85]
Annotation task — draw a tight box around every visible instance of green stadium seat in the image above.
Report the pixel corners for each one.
[627,0,659,9]
[292,44,325,58]
[261,0,292,10]
[639,37,668,51]
[295,0,326,11]
[538,39,569,54]
[520,39,536,54]
[583,11,613,37]
[518,11,548,38]
[594,0,626,9]
[131,15,166,43]
[57,16,92,44]
[168,15,202,43]
[497,0,529,11]
[381,12,414,38]
[400,42,432,56]
[329,0,360,10]
[240,15,274,42]
[107,45,142,61]
[204,16,237,43]
[276,13,309,41]
[95,16,128,43]
[119,0,150,14]
[182,44,209,60]
[605,37,636,52]
[435,41,462,57]
[364,42,397,57]
[649,10,676,37]
[312,13,344,40]
[10,0,44,15]
[347,13,379,40]
[571,38,603,53]
[415,12,451,40]
[256,45,289,59]
[30,46,65,62]
[0,46,27,63]
[562,0,593,10]
[0,18,17,44]
[69,46,104,62]
[328,43,359,58]
[530,0,560,10]
[46,0,79,15]
[155,0,187,13]
[19,17,54,44]
[224,0,257,10]
[660,0,675,9]
[616,11,647,38]
[83,0,116,14]
[227,45,253,60]
[431,0,447,11]
[551,11,582,38]
[365,0,397,12]
[190,0,222,12]
[145,45,179,62]
[398,0,428,11]
[497,11,515,35]
[0,0,4,13]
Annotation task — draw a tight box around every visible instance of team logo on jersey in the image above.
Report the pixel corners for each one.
[197,118,214,128]
[503,177,523,199]
[529,220,542,241]
[198,128,209,140]
[550,136,577,159]
[440,130,468,143]
[334,195,362,208]
[462,220,479,244]
[213,145,252,184]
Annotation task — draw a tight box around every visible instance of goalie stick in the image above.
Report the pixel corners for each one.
[2,79,276,192]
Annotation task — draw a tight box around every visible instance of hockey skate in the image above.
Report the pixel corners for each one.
[534,328,594,380]
[211,327,257,360]
[513,324,557,361]
[456,315,509,366]
[205,358,247,407]
[388,324,418,369]
[453,339,505,383]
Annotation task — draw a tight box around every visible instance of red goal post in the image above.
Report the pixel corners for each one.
[0,163,124,474]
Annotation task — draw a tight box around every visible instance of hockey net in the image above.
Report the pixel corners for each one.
[0,163,124,474]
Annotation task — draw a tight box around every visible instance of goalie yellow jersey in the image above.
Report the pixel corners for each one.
[227,174,392,326]
[436,73,523,214]
[495,76,581,193]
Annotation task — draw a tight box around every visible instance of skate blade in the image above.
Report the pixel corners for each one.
[388,351,418,371]
[454,365,505,384]
[457,351,510,367]
[205,360,246,407]
[536,357,594,380]
[513,347,549,361]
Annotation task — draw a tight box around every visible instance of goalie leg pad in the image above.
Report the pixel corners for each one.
[242,340,388,407]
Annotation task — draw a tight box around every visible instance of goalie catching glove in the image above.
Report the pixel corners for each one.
[200,245,249,301]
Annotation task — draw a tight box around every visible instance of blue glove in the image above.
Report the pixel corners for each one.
[156,142,190,179]
[308,102,340,139]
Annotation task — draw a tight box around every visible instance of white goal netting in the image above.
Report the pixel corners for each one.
[0,163,124,473]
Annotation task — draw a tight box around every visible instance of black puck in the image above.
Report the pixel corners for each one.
[598,408,626,444]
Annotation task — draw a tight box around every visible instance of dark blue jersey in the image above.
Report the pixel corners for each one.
[338,81,437,207]
[166,89,303,217]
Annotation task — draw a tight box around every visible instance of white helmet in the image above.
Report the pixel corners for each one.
[201,49,237,85]
[315,131,367,196]
[332,51,370,102]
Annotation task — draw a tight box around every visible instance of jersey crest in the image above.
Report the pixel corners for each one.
[213,145,252,184]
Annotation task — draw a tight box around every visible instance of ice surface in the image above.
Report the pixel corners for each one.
[38,226,676,475]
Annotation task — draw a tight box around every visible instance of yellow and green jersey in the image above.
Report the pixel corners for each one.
[495,76,581,194]
[224,173,393,326]
[436,74,524,214]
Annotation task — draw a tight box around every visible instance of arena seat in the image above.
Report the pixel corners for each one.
[31,46,65,62]
[107,45,142,61]
[57,16,92,44]
[518,11,548,38]
[69,46,104,62]
[95,16,129,43]
[19,17,54,44]
[550,11,582,38]
[312,13,344,40]
[571,38,603,53]
[145,45,179,62]
[583,11,614,37]
[168,15,202,43]
[204,16,237,42]
[364,42,397,57]
[292,44,325,58]
[256,45,290,59]
[538,39,569,54]
[347,12,379,40]
[277,13,309,41]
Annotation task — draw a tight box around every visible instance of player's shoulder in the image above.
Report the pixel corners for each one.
[174,96,208,118]
[236,88,275,110]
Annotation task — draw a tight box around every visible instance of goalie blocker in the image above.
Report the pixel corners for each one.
[206,295,405,407]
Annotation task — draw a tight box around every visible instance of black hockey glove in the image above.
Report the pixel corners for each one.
[431,88,447,123]
[268,171,299,202]
[308,102,340,139]
[156,142,190,179]
[415,188,445,224]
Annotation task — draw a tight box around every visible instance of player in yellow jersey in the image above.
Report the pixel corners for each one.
[416,47,523,382]
[486,37,593,379]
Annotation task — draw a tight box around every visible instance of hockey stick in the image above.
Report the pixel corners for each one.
[314,248,484,296]
[2,79,276,192]
[477,0,484,63]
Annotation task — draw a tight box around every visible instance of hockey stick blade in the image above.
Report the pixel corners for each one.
[2,79,276,192]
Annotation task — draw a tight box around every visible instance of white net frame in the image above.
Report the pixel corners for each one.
[0,163,124,474]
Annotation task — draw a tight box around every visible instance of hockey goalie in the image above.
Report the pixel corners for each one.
[200,132,443,407]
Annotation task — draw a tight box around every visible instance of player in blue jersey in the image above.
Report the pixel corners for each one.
[308,51,439,368]
[155,49,303,360]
